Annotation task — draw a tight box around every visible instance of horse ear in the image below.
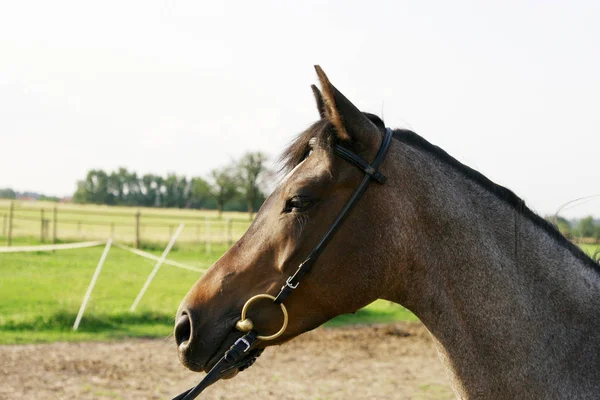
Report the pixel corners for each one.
[311,85,326,119]
[314,65,381,149]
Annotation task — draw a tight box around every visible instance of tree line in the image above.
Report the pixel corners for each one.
[72,152,270,218]
[551,216,600,239]
[0,188,60,202]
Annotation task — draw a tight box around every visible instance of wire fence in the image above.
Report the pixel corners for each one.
[0,201,252,248]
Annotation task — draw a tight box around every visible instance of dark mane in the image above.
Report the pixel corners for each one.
[393,128,600,271]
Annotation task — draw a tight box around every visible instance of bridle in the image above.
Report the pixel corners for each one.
[173,127,393,399]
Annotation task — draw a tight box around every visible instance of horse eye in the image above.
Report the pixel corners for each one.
[284,196,313,213]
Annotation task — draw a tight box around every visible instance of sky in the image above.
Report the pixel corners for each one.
[0,1,598,218]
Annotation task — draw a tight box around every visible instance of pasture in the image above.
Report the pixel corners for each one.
[0,236,414,345]
[0,199,252,246]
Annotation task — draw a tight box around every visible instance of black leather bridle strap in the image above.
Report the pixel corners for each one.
[274,127,393,305]
[173,331,259,400]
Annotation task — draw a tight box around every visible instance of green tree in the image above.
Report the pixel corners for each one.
[237,152,269,219]
[108,170,124,204]
[189,177,212,209]
[209,167,238,218]
[0,188,16,199]
[73,170,112,204]
[140,174,159,207]
[124,170,141,206]
[163,174,188,208]
[578,216,596,238]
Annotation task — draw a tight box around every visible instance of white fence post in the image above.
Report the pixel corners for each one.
[73,239,113,331]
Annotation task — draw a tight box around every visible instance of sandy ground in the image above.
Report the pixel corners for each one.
[0,322,454,400]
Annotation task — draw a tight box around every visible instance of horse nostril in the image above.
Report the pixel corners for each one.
[175,312,192,347]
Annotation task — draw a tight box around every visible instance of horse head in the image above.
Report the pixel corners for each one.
[174,67,401,375]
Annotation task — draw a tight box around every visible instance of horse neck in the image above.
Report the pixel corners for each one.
[380,141,600,398]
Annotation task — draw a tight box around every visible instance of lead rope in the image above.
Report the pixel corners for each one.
[172,128,393,400]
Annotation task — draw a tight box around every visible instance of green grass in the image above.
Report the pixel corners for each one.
[0,241,219,344]
[581,243,600,260]
[325,300,418,327]
[0,240,413,344]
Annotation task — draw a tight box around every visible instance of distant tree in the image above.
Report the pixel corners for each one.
[189,177,211,209]
[73,170,112,204]
[578,216,596,238]
[139,174,157,207]
[71,164,266,212]
[209,167,238,218]
[124,170,141,206]
[163,174,188,208]
[108,170,124,204]
[0,188,16,199]
[237,152,269,219]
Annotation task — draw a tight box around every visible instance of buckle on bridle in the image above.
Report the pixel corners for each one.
[235,337,252,353]
[284,276,299,290]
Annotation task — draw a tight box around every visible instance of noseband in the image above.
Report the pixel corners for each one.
[173,127,393,399]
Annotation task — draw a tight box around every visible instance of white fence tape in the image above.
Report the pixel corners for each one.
[0,241,104,253]
[112,242,207,273]
[130,224,185,311]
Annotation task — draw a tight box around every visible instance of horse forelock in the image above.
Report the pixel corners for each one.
[279,119,335,175]
[279,113,386,176]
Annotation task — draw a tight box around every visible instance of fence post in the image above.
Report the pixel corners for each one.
[227,218,232,246]
[40,208,45,243]
[2,214,6,237]
[7,201,14,246]
[110,222,115,238]
[52,207,57,246]
[135,211,141,249]
[205,216,211,254]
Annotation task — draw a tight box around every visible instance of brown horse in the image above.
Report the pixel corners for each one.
[175,66,600,398]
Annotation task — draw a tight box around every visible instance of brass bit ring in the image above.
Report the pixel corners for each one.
[235,294,288,341]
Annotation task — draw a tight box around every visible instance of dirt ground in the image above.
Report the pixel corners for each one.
[0,322,454,400]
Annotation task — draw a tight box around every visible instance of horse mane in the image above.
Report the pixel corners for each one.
[392,128,600,271]
[279,113,599,271]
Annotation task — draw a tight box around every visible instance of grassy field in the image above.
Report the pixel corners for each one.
[581,243,600,259]
[0,237,413,344]
[0,199,252,245]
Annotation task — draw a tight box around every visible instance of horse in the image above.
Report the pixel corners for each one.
[174,66,600,399]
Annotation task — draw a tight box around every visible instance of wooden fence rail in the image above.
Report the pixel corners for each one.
[1,202,252,250]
